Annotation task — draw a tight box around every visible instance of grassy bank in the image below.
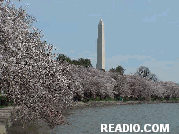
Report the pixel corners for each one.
[69,97,179,109]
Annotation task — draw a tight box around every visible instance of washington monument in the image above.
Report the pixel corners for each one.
[96,19,105,71]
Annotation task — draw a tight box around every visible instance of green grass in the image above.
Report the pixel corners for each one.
[168,98,179,101]
[87,97,120,102]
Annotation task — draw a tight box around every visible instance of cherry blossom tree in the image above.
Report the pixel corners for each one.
[0,0,75,129]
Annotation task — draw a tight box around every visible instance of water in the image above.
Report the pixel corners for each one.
[8,103,179,134]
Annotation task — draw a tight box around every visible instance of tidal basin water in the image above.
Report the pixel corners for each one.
[46,103,179,134]
[8,103,179,134]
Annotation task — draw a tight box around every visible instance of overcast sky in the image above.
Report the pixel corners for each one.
[11,0,179,83]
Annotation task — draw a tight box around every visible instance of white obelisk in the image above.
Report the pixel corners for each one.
[96,18,105,71]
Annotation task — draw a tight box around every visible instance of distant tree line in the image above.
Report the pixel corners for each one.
[56,53,93,68]
[56,53,161,83]
[108,64,160,83]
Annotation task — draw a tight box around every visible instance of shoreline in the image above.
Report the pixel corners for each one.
[69,100,179,109]
[61,100,179,117]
